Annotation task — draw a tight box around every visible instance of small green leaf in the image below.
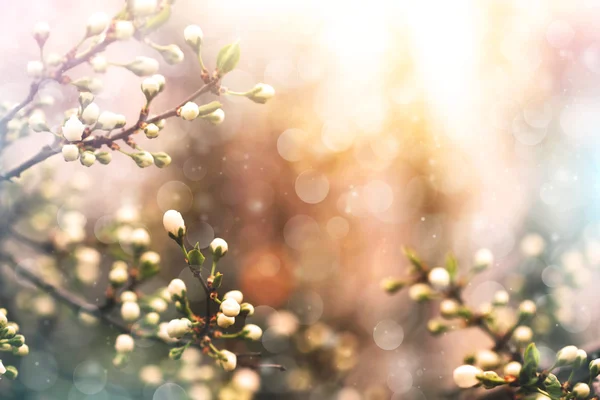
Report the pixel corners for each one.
[542,374,562,399]
[197,101,222,117]
[445,253,458,281]
[519,343,540,384]
[216,42,240,76]
[212,272,223,289]
[402,247,424,272]
[187,248,205,267]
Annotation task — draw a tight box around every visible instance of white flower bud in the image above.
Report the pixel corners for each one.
[179,101,200,120]
[240,303,254,316]
[167,318,192,338]
[80,151,96,167]
[141,251,160,265]
[218,350,237,371]
[28,112,48,132]
[91,55,108,73]
[163,210,186,236]
[141,77,160,100]
[114,20,135,40]
[167,279,186,298]
[246,83,275,104]
[145,312,160,326]
[476,350,500,370]
[202,108,224,125]
[223,290,243,304]
[474,248,494,269]
[97,111,120,130]
[149,298,167,313]
[513,326,533,344]
[557,345,579,365]
[115,334,135,353]
[121,291,137,303]
[62,116,85,141]
[81,102,100,125]
[144,123,159,138]
[210,238,228,258]
[16,344,29,356]
[160,44,184,65]
[503,361,522,377]
[217,314,235,328]
[152,152,171,168]
[220,298,240,317]
[519,300,537,316]
[453,364,482,388]
[158,322,178,343]
[46,53,62,67]
[0,312,7,328]
[576,349,588,366]
[428,268,450,290]
[408,283,432,302]
[184,25,203,50]
[232,368,260,392]
[86,12,110,36]
[33,22,50,44]
[521,233,545,257]
[0,360,6,375]
[440,299,459,318]
[493,290,509,306]
[573,383,590,398]
[109,267,129,285]
[131,228,150,247]
[126,56,159,77]
[27,60,44,78]
[151,74,165,91]
[62,144,79,162]
[121,301,140,321]
[132,0,158,16]
[243,324,262,340]
[96,152,112,165]
[139,365,163,385]
[132,151,154,168]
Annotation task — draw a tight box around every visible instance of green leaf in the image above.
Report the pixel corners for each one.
[402,247,424,272]
[140,4,171,34]
[519,343,540,384]
[187,247,205,267]
[542,374,562,400]
[212,272,223,289]
[216,42,240,76]
[445,253,458,281]
[197,101,222,117]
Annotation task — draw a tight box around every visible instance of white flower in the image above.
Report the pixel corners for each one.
[167,318,192,338]
[243,324,262,340]
[476,350,500,370]
[163,210,186,236]
[132,151,154,168]
[109,267,129,285]
[247,83,275,104]
[503,361,521,377]
[521,233,545,257]
[131,228,150,247]
[573,383,590,398]
[27,60,44,78]
[91,56,108,73]
[184,25,203,49]
[202,108,225,125]
[179,102,200,120]
[167,279,187,298]
[0,360,5,375]
[519,300,537,316]
[97,111,119,130]
[428,268,450,290]
[121,291,137,303]
[557,345,579,365]
[220,298,240,317]
[86,12,110,36]
[80,151,96,167]
[115,334,135,353]
[210,238,228,257]
[453,364,482,388]
[408,283,431,302]
[121,301,140,321]
[217,313,235,328]
[114,20,135,40]
[232,368,260,392]
[62,115,85,141]
[513,326,533,344]
[81,102,100,125]
[223,290,243,304]
[62,144,79,162]
[474,248,494,268]
[33,22,50,43]
[131,0,158,16]
[218,350,237,371]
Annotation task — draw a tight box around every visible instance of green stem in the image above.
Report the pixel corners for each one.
[210,260,217,277]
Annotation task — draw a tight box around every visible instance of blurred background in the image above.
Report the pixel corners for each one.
[3,0,600,399]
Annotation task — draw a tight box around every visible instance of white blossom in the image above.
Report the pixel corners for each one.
[121,301,140,321]
[130,228,150,247]
[573,383,590,398]
[232,368,260,392]
[243,324,262,340]
[80,151,96,167]
[184,25,203,49]
[217,313,235,328]
[179,102,200,120]
[474,248,493,268]
[167,318,192,338]
[218,350,237,371]
[475,350,500,370]
[132,151,154,168]
[33,22,50,43]
[428,268,450,290]
[0,360,5,375]
[246,83,275,103]
[62,144,80,162]
[167,279,187,298]
[163,210,186,236]
[557,345,579,365]
[223,290,243,304]
[62,115,85,141]
[109,267,129,285]
[81,102,100,125]
[220,298,240,317]
[513,326,533,344]
[519,300,537,316]
[408,283,431,302]
[121,291,137,303]
[210,238,228,257]
[91,56,108,73]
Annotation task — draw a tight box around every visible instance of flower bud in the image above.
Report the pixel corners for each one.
[493,290,509,306]
[210,238,228,258]
[163,210,186,237]
[167,279,186,298]
[240,303,254,316]
[167,318,192,338]
[80,151,96,167]
[245,83,275,104]
[574,349,588,369]
[408,283,432,302]
[33,22,50,45]
[125,56,159,76]
[179,102,200,120]
[440,299,459,318]
[72,77,103,93]
[0,313,6,328]
[46,53,62,67]
[140,251,160,278]
[14,344,29,356]
[86,12,110,36]
[243,324,262,340]
[201,109,224,125]
[28,112,49,132]
[121,301,140,321]
[573,383,590,399]
[78,92,94,109]
[81,102,100,125]
[121,291,137,303]
[27,61,44,78]
[145,312,160,326]
[557,345,579,365]
[474,248,493,270]
[115,334,135,353]
[62,115,85,141]
[224,290,243,304]
[217,314,235,328]
[503,361,521,377]
[220,298,240,317]
[90,55,108,73]
[428,267,450,290]
[152,152,171,168]
[158,323,177,343]
[218,350,237,371]
[96,111,120,130]
[151,74,165,91]
[519,300,537,317]
[96,152,112,165]
[513,326,533,344]
[144,123,160,138]
[381,277,405,294]
[109,267,128,286]
[115,20,135,40]
[149,298,167,313]
[141,77,160,101]
[453,364,482,388]
[590,359,600,378]
[476,350,500,370]
[427,319,448,335]
[184,25,203,51]
[520,233,545,257]
[131,228,150,248]
[159,44,184,65]
[132,0,158,16]
[132,151,154,168]
[216,41,240,77]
